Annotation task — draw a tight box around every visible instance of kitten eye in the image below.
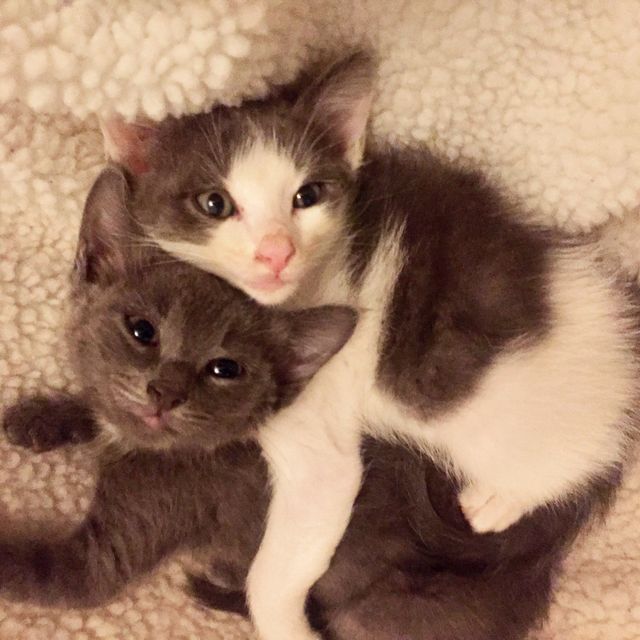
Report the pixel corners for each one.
[194,190,236,219]
[293,182,323,209]
[206,358,244,380]
[125,316,158,346]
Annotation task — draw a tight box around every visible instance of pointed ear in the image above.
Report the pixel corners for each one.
[294,52,375,169]
[282,306,358,383]
[75,165,137,285]
[99,116,159,175]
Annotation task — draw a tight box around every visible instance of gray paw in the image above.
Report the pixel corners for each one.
[3,395,97,452]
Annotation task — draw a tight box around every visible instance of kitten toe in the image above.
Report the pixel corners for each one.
[3,418,30,449]
[4,413,64,452]
[459,486,528,534]
[28,417,68,452]
[3,401,43,449]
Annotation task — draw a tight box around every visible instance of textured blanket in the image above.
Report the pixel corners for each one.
[1,1,640,638]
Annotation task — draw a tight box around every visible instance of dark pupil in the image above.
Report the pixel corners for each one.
[294,183,320,209]
[208,358,242,379]
[130,319,155,344]
[206,193,225,216]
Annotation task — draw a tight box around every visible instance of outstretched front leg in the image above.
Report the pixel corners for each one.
[3,394,98,452]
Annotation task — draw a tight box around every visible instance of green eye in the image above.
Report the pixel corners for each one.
[293,183,323,209]
[194,191,236,219]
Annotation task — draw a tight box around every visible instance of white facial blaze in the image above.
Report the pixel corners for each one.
[224,138,305,241]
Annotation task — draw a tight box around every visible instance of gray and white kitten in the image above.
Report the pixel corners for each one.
[101,53,640,639]
[0,166,611,640]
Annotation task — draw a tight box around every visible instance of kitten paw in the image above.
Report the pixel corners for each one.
[459,486,528,533]
[3,395,97,452]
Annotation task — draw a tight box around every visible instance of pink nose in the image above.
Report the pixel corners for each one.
[255,233,296,275]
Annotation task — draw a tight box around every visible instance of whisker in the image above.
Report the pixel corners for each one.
[197,119,223,170]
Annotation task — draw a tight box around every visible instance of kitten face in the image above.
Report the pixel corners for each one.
[101,53,375,304]
[70,263,283,449]
[132,111,355,305]
[69,166,357,451]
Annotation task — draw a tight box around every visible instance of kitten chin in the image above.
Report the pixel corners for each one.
[234,275,300,307]
[152,232,319,307]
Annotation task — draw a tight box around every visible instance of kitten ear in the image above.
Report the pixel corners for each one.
[295,52,375,169]
[99,116,158,175]
[75,165,137,285]
[282,306,358,383]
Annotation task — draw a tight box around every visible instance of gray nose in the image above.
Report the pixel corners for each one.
[146,360,195,412]
[146,380,187,412]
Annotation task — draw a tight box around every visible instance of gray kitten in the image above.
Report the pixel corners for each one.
[0,163,616,640]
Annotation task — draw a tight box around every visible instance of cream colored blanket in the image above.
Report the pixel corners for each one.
[1,1,640,638]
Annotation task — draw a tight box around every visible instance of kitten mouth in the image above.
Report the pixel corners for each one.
[249,273,294,292]
[252,279,286,292]
[126,403,171,432]
[140,413,164,430]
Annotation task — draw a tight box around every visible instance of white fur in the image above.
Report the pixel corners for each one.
[154,138,345,306]
[96,416,123,445]
[5,1,640,636]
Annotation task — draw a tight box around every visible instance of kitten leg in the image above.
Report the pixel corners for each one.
[247,430,363,640]
[0,451,216,607]
[3,394,98,452]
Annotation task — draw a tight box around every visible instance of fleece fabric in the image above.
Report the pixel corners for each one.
[1,1,639,638]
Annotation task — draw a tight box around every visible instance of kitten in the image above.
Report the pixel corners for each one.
[0,165,354,608]
[0,164,612,640]
[101,53,640,639]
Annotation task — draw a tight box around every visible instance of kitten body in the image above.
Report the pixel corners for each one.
[0,166,612,640]
[244,146,638,640]
[4,398,613,640]
[101,55,640,639]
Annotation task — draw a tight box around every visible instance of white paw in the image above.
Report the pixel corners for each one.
[458,486,529,533]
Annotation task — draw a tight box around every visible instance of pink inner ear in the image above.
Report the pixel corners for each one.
[100,117,157,175]
[339,93,373,149]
